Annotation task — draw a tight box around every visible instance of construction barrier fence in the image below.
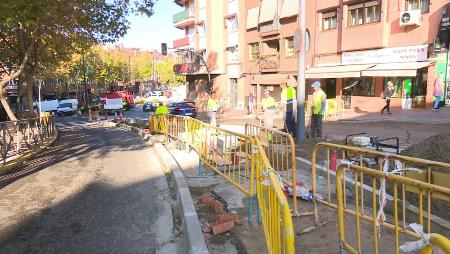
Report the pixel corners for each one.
[310,142,450,235]
[245,123,298,216]
[336,164,450,254]
[148,115,295,254]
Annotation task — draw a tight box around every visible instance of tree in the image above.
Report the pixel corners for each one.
[155,58,186,86]
[0,0,156,120]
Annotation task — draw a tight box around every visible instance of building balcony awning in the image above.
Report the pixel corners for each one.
[361,62,432,77]
[280,0,299,19]
[305,64,374,79]
[259,0,277,24]
[174,18,195,29]
[246,7,260,29]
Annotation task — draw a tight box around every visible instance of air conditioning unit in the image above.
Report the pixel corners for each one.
[399,10,421,27]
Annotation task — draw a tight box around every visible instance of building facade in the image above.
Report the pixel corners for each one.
[173,0,247,114]
[174,0,450,113]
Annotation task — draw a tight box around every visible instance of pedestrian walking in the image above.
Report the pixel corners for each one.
[280,83,297,136]
[310,81,326,139]
[248,93,255,114]
[260,89,276,128]
[432,73,444,111]
[381,81,395,115]
[207,94,218,126]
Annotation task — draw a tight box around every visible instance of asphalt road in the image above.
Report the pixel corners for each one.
[0,116,176,253]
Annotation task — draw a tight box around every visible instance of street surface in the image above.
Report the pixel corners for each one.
[0,116,176,253]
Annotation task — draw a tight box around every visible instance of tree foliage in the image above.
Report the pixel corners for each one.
[0,0,156,120]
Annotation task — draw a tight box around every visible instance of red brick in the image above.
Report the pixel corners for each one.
[216,213,240,224]
[209,199,224,213]
[199,194,215,205]
[212,221,234,235]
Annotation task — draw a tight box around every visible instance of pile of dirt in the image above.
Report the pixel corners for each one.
[401,133,450,164]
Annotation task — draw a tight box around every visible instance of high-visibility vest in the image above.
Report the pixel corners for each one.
[312,90,326,115]
[261,96,276,110]
[281,87,297,112]
[155,105,169,115]
[207,98,218,112]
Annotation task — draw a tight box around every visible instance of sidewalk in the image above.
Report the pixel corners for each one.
[221,106,450,125]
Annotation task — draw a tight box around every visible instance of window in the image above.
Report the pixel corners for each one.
[406,0,429,13]
[226,17,238,32]
[344,77,375,96]
[249,43,259,61]
[197,22,206,37]
[284,37,294,57]
[322,11,337,30]
[348,1,381,27]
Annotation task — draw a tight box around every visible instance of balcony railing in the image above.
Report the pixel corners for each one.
[173,8,194,24]
[259,54,280,72]
[260,21,280,34]
[173,36,190,48]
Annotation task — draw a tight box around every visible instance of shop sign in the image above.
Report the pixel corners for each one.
[342,45,428,65]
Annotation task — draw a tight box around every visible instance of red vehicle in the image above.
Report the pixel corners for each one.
[115,90,135,108]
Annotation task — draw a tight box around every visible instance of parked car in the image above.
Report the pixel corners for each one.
[169,102,196,118]
[143,102,155,112]
[57,102,77,116]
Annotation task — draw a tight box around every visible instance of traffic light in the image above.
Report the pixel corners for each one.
[161,43,167,56]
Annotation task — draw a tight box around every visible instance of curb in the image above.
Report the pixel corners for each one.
[114,123,209,254]
[0,128,59,174]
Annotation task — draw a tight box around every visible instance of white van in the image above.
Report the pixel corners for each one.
[57,99,78,116]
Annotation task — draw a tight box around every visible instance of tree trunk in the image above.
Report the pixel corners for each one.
[0,89,17,121]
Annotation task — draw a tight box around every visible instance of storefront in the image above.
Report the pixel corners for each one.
[306,45,434,111]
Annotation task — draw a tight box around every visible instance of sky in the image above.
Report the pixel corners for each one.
[116,0,184,51]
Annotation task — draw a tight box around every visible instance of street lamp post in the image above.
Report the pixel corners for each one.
[296,0,306,144]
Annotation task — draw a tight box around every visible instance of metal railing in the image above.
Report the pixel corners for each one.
[310,142,450,234]
[0,115,56,164]
[148,115,296,253]
[336,164,450,254]
[245,123,298,216]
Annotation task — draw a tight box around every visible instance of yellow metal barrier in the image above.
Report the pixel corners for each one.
[311,142,450,233]
[245,123,298,216]
[148,115,296,253]
[253,138,295,254]
[335,164,450,254]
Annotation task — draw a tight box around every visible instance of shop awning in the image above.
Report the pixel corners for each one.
[280,0,299,19]
[246,7,260,29]
[259,0,277,24]
[305,64,374,79]
[361,62,432,77]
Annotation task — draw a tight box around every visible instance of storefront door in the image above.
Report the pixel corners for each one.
[325,79,337,99]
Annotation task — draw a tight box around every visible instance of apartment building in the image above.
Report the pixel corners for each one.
[244,0,450,112]
[172,0,247,112]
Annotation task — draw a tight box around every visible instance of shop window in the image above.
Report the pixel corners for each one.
[348,1,381,27]
[322,11,337,30]
[284,37,294,57]
[248,43,260,61]
[344,77,375,96]
[406,0,429,13]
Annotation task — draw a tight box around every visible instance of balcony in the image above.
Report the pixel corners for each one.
[173,36,190,48]
[173,8,195,29]
[260,21,280,36]
[259,54,280,72]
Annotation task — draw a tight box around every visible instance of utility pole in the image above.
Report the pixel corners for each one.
[82,53,90,120]
[296,0,306,144]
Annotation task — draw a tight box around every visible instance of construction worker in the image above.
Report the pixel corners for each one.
[207,94,218,126]
[310,81,326,139]
[155,103,169,115]
[280,83,297,136]
[260,89,276,128]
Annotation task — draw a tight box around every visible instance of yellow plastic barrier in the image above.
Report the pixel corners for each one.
[335,164,450,254]
[245,123,299,216]
[310,142,450,233]
[148,115,296,253]
[253,138,295,254]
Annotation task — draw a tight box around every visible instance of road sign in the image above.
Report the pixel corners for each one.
[294,28,310,53]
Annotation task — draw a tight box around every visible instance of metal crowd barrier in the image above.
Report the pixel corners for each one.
[0,115,56,163]
[245,123,298,216]
[253,138,295,254]
[336,164,450,254]
[310,142,450,234]
[148,115,296,253]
